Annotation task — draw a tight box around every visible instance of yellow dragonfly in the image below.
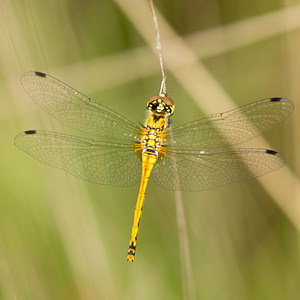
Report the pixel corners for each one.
[15,71,293,262]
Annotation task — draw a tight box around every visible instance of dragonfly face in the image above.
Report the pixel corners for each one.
[147,94,175,116]
[15,71,294,262]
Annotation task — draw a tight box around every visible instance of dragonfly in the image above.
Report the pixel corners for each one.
[15,71,294,262]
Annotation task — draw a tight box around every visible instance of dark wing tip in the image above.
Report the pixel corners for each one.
[265,149,286,166]
[269,97,294,116]
[20,71,47,86]
[15,130,37,148]
[269,96,294,107]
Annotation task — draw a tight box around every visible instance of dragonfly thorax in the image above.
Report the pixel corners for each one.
[141,127,163,158]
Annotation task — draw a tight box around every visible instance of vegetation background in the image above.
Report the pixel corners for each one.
[1,0,299,299]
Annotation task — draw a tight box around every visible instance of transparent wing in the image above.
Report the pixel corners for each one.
[152,148,285,191]
[15,130,141,187]
[21,71,141,141]
[168,98,293,149]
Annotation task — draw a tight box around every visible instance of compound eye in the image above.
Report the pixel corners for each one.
[147,95,160,105]
[158,94,174,107]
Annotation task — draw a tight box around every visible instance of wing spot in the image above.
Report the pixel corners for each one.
[24,130,37,135]
[270,98,282,102]
[265,149,277,155]
[35,71,46,77]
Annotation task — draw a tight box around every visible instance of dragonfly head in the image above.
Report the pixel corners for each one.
[147,94,175,116]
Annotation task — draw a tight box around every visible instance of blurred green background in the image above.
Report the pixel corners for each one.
[1,0,300,299]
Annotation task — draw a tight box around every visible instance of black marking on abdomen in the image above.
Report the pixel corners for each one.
[129,244,136,250]
[35,71,46,77]
[24,130,37,135]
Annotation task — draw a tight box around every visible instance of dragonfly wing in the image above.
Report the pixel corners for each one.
[21,72,141,140]
[15,130,141,187]
[168,98,293,148]
[152,148,285,191]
